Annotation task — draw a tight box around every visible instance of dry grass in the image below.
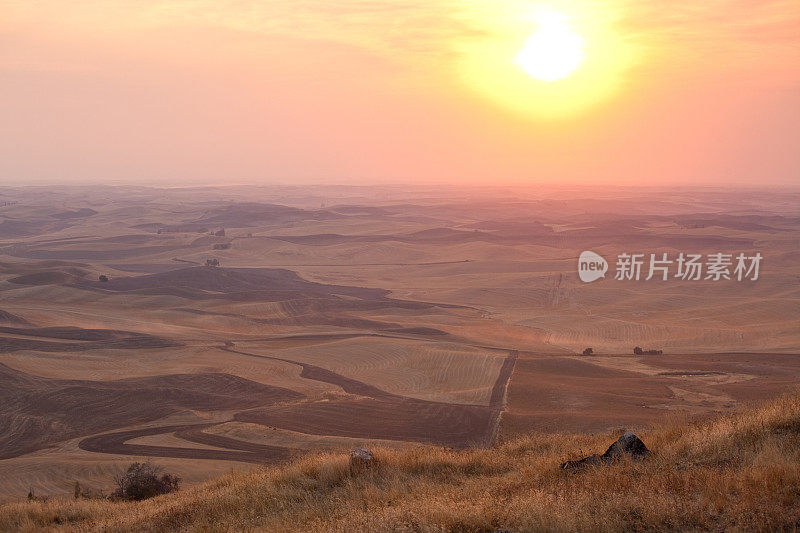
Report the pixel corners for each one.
[2,393,799,532]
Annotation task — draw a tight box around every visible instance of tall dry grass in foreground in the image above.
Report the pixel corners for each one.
[2,393,799,532]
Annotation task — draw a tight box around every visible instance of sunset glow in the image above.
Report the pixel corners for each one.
[0,2,799,519]
[0,0,798,185]
[514,9,584,82]
[455,3,640,119]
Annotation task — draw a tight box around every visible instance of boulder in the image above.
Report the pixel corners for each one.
[349,448,375,474]
[602,432,649,460]
[561,432,649,471]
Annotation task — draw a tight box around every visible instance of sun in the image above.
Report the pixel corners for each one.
[452,2,639,119]
[514,11,585,82]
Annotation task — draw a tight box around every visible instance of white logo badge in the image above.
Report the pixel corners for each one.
[578,251,608,283]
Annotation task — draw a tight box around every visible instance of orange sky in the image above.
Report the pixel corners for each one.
[1,1,798,186]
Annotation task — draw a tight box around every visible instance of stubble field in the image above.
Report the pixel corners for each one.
[0,185,797,501]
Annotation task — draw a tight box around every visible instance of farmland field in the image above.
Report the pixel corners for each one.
[0,184,798,501]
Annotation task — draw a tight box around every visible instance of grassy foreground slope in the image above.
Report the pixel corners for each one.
[3,393,799,532]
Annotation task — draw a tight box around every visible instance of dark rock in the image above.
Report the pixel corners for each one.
[602,432,649,460]
[349,448,375,474]
[561,432,649,471]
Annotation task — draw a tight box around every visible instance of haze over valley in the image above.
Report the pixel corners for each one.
[0,184,797,501]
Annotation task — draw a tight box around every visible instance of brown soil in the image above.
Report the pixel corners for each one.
[0,364,303,459]
[78,424,291,463]
[235,397,495,448]
[501,352,800,437]
[0,326,181,353]
[227,346,515,448]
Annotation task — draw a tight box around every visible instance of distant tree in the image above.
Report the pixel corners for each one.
[582,348,594,356]
[98,274,109,282]
[633,346,643,355]
[112,462,180,501]
[205,258,220,267]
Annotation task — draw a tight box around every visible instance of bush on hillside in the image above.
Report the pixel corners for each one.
[112,462,180,501]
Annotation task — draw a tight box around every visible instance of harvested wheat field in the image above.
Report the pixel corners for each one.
[1,391,799,532]
[0,185,798,517]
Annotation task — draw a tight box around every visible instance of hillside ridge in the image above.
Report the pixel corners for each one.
[2,392,798,532]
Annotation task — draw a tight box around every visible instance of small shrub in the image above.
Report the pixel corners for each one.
[582,348,593,356]
[112,462,180,501]
[98,274,109,282]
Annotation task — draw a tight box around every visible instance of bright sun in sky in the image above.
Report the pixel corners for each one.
[514,10,585,82]
[455,3,638,119]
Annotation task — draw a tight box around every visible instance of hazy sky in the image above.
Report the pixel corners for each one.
[1,1,798,186]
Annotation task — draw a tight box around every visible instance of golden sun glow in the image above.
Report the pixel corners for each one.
[514,10,585,82]
[454,2,639,119]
